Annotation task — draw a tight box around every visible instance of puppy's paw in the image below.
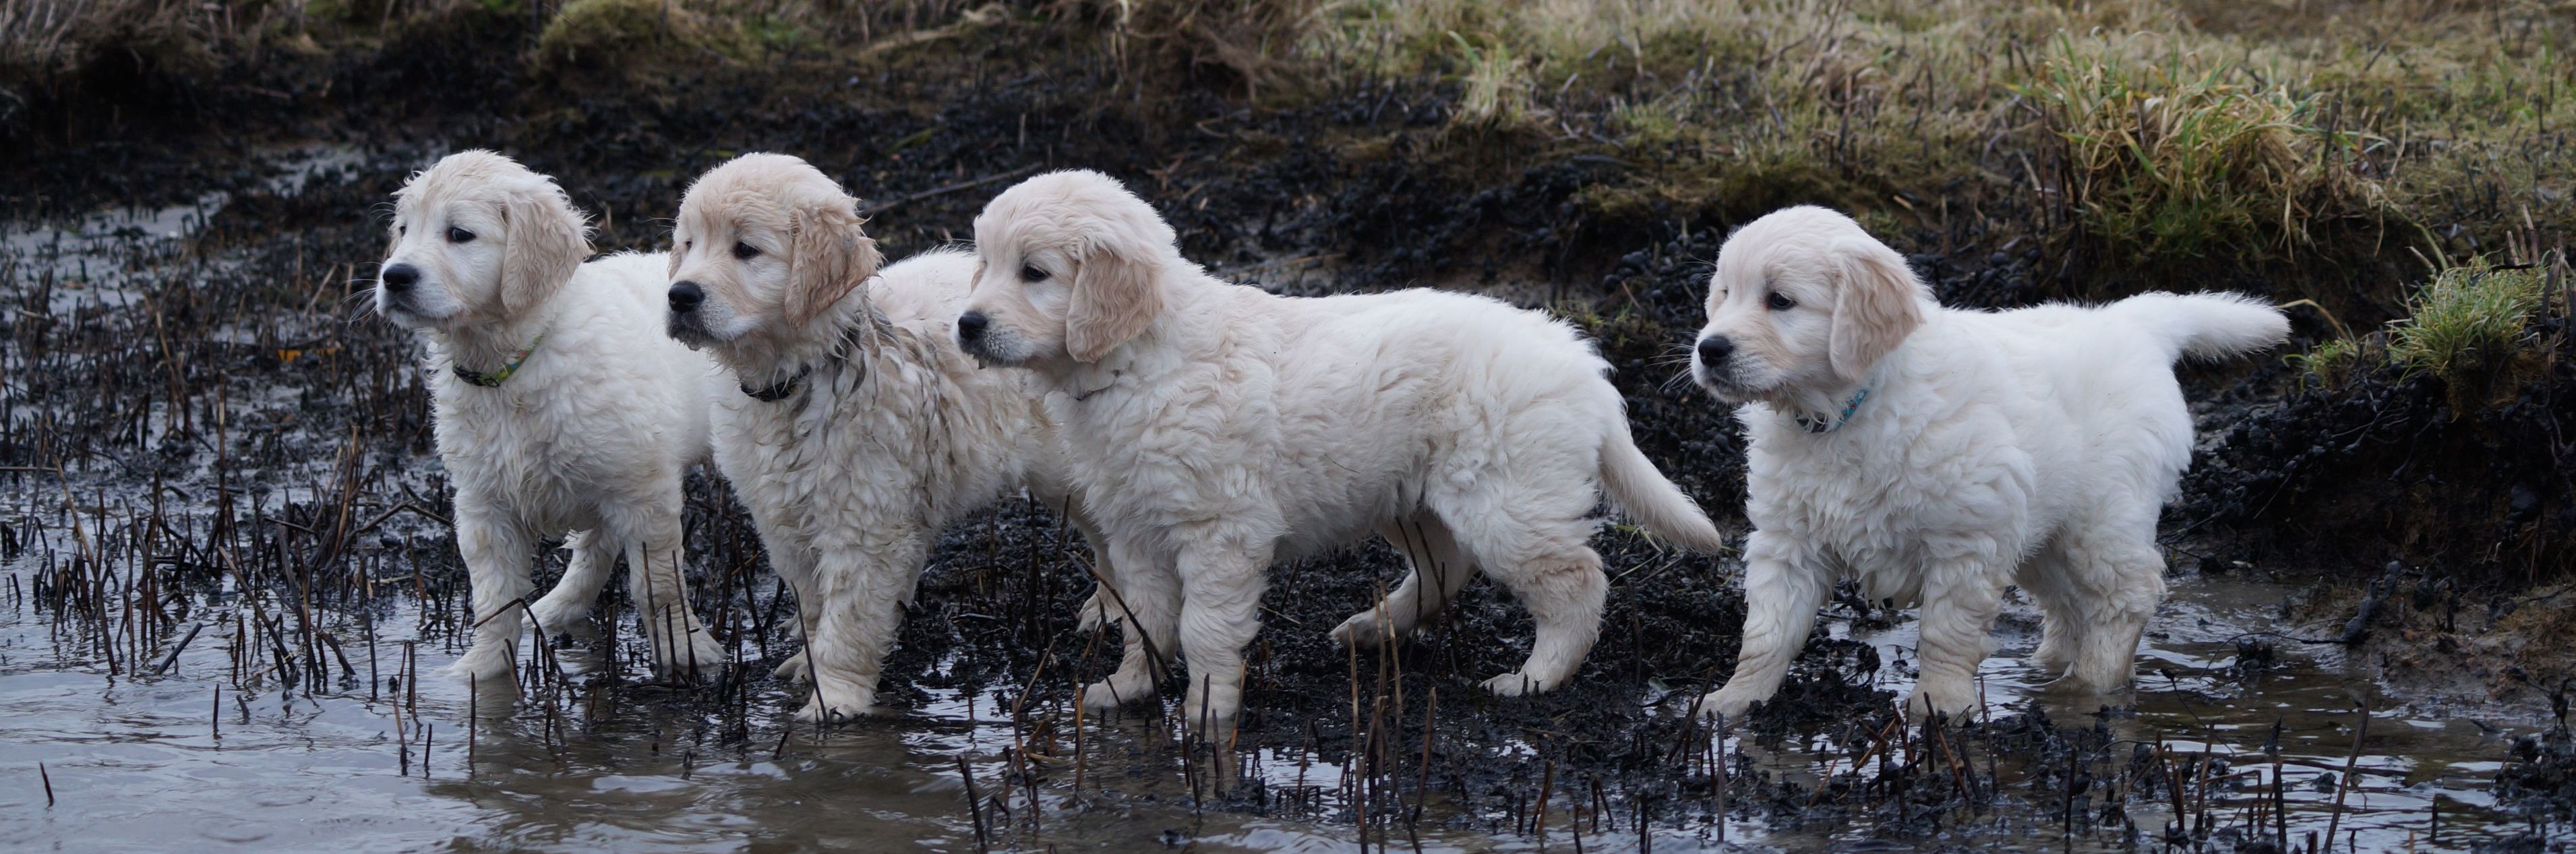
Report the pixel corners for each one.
[526,595,589,637]
[1698,685,1766,720]
[1903,678,1979,723]
[443,646,518,690]
[1478,669,1561,697]
[1328,611,1387,648]
[647,630,728,684]
[793,685,882,724]
[1180,686,1242,741]
[772,651,812,683]
[1078,673,1156,711]
[1074,590,1118,632]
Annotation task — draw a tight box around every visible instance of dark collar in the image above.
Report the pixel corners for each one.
[1791,386,1872,433]
[741,365,812,402]
[450,330,547,388]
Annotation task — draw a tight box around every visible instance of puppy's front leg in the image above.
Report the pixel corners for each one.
[446,499,534,690]
[1081,535,1176,712]
[1700,532,1829,719]
[1174,540,1274,740]
[1062,497,1120,633]
[1906,559,2010,721]
[528,528,618,636]
[767,543,821,683]
[796,535,930,723]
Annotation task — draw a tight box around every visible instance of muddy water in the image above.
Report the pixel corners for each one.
[0,149,2560,853]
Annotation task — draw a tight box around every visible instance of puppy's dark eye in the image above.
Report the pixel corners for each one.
[1766,292,1797,311]
[398,224,407,236]
[447,227,475,243]
[733,242,760,260]
[1020,264,1048,282]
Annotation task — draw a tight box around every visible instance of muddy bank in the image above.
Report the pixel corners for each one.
[5,11,2575,852]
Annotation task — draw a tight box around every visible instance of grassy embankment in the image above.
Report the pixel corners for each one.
[9,0,2565,367]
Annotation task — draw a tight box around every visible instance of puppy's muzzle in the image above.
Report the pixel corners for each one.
[955,311,989,348]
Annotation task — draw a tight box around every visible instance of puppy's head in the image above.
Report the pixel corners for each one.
[665,153,884,351]
[1691,206,1927,404]
[958,170,1172,367]
[376,150,589,330]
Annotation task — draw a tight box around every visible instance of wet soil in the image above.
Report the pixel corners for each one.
[5,15,2575,853]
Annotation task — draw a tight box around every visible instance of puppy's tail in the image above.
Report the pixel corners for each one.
[1598,425,1730,554]
[2107,291,2289,362]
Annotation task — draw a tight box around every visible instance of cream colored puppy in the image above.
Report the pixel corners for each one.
[957,170,1729,736]
[1688,206,2287,719]
[666,154,1110,723]
[375,150,725,690]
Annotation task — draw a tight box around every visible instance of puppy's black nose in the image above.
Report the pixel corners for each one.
[957,311,988,342]
[380,264,418,293]
[668,281,705,313]
[1696,335,1735,365]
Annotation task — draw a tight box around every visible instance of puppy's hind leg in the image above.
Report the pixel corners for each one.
[529,528,618,637]
[1701,531,1830,719]
[2057,521,2166,696]
[2013,542,2086,679]
[1439,487,1607,696]
[1333,511,1477,648]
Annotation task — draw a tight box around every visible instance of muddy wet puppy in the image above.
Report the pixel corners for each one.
[666,154,1110,723]
[957,170,1729,735]
[1688,206,2288,720]
[374,150,725,692]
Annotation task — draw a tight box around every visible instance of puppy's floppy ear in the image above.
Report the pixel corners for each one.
[785,196,885,326]
[1064,233,1163,363]
[500,185,589,315]
[1826,237,1925,382]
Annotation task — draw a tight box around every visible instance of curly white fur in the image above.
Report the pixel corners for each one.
[957,170,1727,736]
[667,154,1109,723]
[376,150,725,692]
[1688,206,2289,720]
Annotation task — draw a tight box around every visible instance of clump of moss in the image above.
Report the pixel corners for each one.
[2286,336,2367,390]
[533,0,742,76]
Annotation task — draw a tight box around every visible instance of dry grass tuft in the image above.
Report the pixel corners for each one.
[2018,32,2383,260]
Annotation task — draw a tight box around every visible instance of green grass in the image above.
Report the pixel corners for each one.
[2389,263,2552,382]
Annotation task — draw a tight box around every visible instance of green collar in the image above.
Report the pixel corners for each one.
[452,330,547,388]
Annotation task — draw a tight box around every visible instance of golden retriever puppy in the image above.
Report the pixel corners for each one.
[956,170,1729,736]
[374,150,725,691]
[1687,206,2287,719]
[665,153,1112,723]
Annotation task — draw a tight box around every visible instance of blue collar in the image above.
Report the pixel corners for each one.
[1792,387,1871,433]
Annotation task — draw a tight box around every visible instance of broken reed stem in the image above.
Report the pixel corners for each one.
[957,754,990,853]
[2326,701,2370,852]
